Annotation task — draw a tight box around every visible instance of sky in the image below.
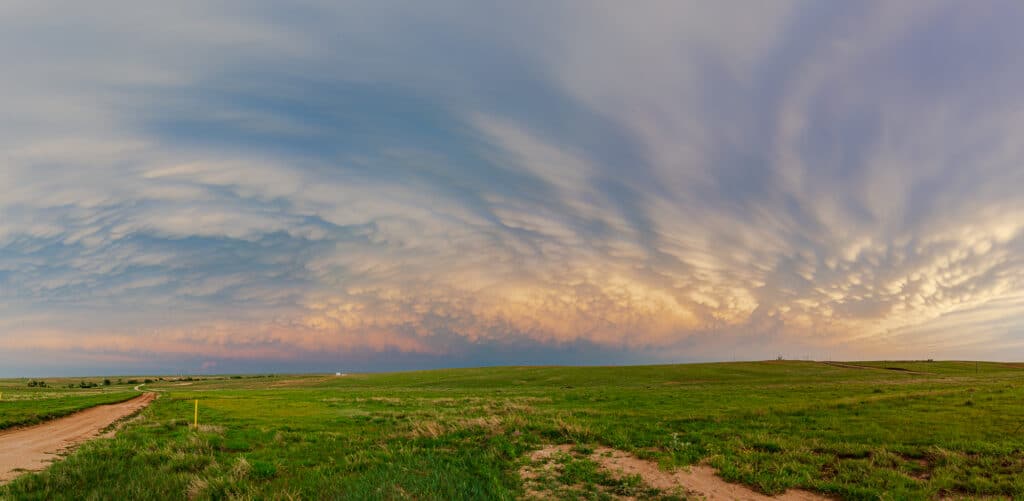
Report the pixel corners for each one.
[2,1,1024,376]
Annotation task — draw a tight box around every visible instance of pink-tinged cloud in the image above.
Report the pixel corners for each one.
[1,1,1024,374]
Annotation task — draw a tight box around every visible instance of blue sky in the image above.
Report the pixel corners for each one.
[2,1,1024,376]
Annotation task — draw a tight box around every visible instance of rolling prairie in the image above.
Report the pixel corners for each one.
[2,361,1023,500]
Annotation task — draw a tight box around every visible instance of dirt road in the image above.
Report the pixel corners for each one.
[0,392,155,483]
[822,361,930,375]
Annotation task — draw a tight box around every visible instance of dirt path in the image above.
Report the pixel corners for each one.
[0,392,156,483]
[522,445,829,500]
[821,361,930,375]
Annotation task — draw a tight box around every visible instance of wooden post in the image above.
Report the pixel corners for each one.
[194,399,199,429]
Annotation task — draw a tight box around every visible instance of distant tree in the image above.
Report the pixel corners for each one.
[144,379,153,384]
[103,379,111,386]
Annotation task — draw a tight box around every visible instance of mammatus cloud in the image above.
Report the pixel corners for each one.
[1,1,1023,374]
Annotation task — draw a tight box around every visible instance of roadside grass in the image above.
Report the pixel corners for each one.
[0,378,138,430]
[2,361,1024,500]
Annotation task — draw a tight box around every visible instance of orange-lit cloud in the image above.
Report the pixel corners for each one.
[1,2,1024,374]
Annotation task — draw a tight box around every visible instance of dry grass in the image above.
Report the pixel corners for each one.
[231,457,251,480]
[185,476,207,500]
[408,414,508,438]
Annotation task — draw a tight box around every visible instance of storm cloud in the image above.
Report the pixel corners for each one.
[1,1,1023,375]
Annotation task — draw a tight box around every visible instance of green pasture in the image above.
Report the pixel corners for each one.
[2,361,1023,500]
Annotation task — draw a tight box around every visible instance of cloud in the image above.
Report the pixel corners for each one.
[2,1,1024,374]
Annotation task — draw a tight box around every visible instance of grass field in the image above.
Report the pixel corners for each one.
[0,378,140,431]
[2,361,1023,500]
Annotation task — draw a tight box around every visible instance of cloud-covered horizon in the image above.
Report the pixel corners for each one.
[2,1,1023,375]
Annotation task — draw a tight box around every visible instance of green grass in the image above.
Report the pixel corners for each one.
[0,378,139,430]
[2,361,1024,500]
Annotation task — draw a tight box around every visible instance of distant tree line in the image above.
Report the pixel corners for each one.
[26,377,159,389]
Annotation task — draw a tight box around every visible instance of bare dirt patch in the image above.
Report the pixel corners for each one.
[592,447,827,500]
[0,392,156,483]
[522,444,829,500]
[519,445,574,498]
